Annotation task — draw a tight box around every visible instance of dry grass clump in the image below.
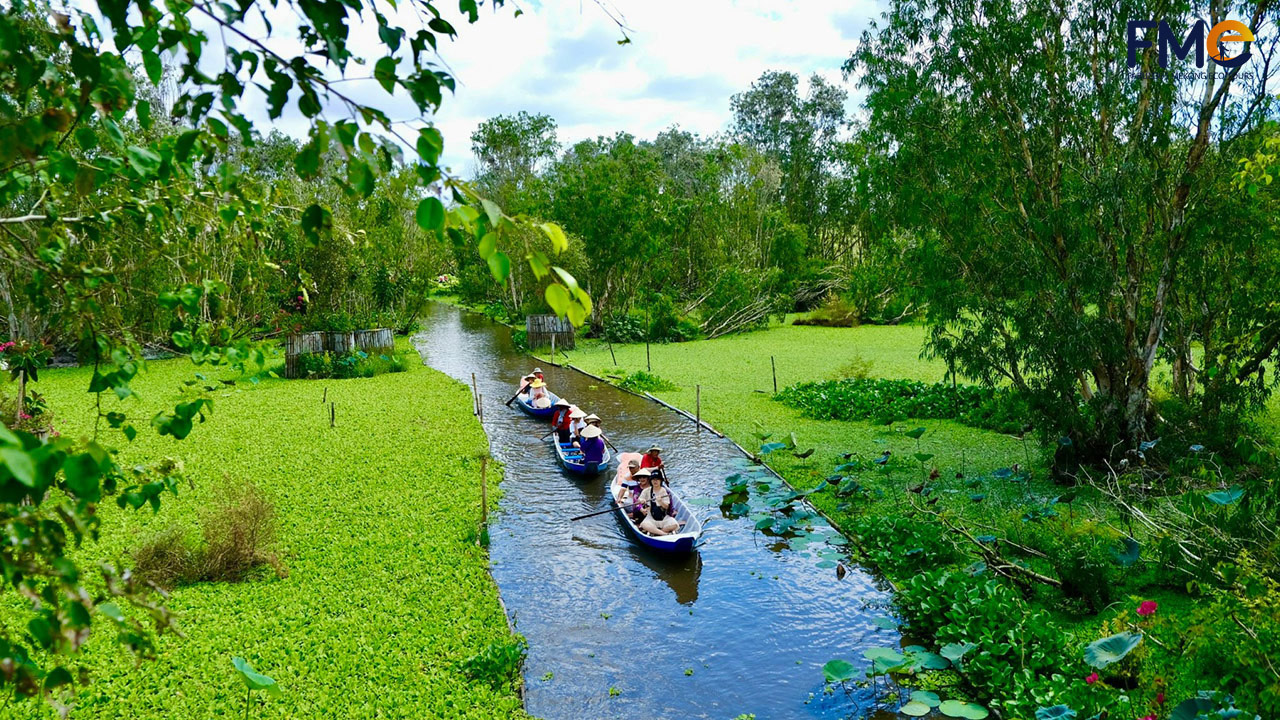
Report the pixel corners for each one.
[133,479,286,588]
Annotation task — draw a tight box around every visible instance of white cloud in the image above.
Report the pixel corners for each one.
[424,0,880,174]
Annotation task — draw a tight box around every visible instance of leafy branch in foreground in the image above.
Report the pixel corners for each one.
[0,0,596,709]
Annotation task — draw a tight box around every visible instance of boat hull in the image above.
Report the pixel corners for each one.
[513,391,559,419]
[609,452,702,553]
[553,438,611,476]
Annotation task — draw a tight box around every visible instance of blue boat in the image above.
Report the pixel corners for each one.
[552,437,611,476]
[513,391,559,419]
[609,453,703,553]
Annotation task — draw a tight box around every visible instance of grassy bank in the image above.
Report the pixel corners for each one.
[9,339,526,719]
[559,325,1278,719]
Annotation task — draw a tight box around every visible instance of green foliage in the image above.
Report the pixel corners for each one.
[297,350,408,380]
[457,637,528,690]
[8,345,520,717]
[1184,553,1280,716]
[776,378,1030,433]
[617,371,678,394]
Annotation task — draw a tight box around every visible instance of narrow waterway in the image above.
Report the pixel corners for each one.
[414,303,897,719]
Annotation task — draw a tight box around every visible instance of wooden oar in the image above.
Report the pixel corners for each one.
[600,433,619,452]
[571,499,644,521]
[504,384,527,407]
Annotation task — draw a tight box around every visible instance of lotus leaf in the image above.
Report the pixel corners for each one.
[1083,631,1142,669]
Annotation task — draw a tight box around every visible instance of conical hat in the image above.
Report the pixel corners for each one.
[553,398,571,407]
[530,379,546,388]
[581,425,602,438]
[569,409,586,419]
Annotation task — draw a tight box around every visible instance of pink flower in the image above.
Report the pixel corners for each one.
[1139,715,1155,720]
[1137,600,1158,617]
[19,413,31,420]
[1156,692,1165,705]
[1085,672,1099,684]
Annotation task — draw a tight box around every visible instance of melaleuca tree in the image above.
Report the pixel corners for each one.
[848,0,1280,460]
[0,0,589,706]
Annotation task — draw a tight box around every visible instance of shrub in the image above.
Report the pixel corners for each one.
[617,370,677,393]
[297,350,408,380]
[133,480,285,587]
[602,312,646,343]
[1184,552,1280,717]
[793,293,861,328]
[827,354,874,381]
[457,637,527,690]
[776,377,1031,433]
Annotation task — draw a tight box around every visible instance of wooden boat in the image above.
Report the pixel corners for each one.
[513,390,559,419]
[609,453,703,553]
[553,437,611,476]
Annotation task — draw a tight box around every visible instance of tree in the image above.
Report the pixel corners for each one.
[470,111,559,212]
[848,0,1280,458]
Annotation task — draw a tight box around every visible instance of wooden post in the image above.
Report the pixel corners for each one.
[696,384,701,434]
[480,456,489,528]
[478,394,484,424]
[551,335,556,361]
[16,370,25,421]
[608,340,617,366]
[471,372,479,416]
[771,356,777,393]
[322,387,327,404]
[646,309,651,372]
[330,402,335,428]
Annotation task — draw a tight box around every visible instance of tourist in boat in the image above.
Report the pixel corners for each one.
[529,379,551,408]
[550,399,573,442]
[584,413,601,426]
[569,407,587,442]
[580,425,606,466]
[640,445,664,474]
[517,374,534,394]
[627,468,651,522]
[638,472,680,536]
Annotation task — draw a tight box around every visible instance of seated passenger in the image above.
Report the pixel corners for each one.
[639,473,680,536]
[568,407,587,442]
[529,380,551,408]
[580,425,606,466]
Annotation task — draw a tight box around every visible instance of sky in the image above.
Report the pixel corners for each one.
[423,0,881,174]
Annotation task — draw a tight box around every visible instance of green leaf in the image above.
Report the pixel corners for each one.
[1083,631,1142,669]
[910,691,941,708]
[821,659,856,683]
[417,127,443,164]
[143,50,163,83]
[901,701,932,717]
[373,56,398,93]
[1170,697,1217,720]
[904,426,927,439]
[1,447,37,487]
[913,452,934,463]
[486,251,511,282]
[1035,706,1077,720]
[1206,486,1244,505]
[544,284,570,316]
[232,657,282,698]
[62,453,103,501]
[415,197,445,233]
[940,642,977,664]
[939,700,989,719]
[1113,536,1141,566]
[477,232,496,260]
[126,146,161,175]
[480,198,503,227]
[539,222,569,253]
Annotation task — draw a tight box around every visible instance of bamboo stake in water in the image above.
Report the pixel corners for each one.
[771,356,777,393]
[696,384,701,434]
[330,402,335,428]
[480,456,488,528]
[471,372,479,416]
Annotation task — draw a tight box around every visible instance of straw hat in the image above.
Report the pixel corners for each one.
[646,445,663,454]
[581,425,602,439]
[627,459,641,469]
[553,398,571,407]
[530,379,546,388]
[584,413,601,424]
[532,367,544,374]
[634,468,652,477]
[569,408,586,419]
